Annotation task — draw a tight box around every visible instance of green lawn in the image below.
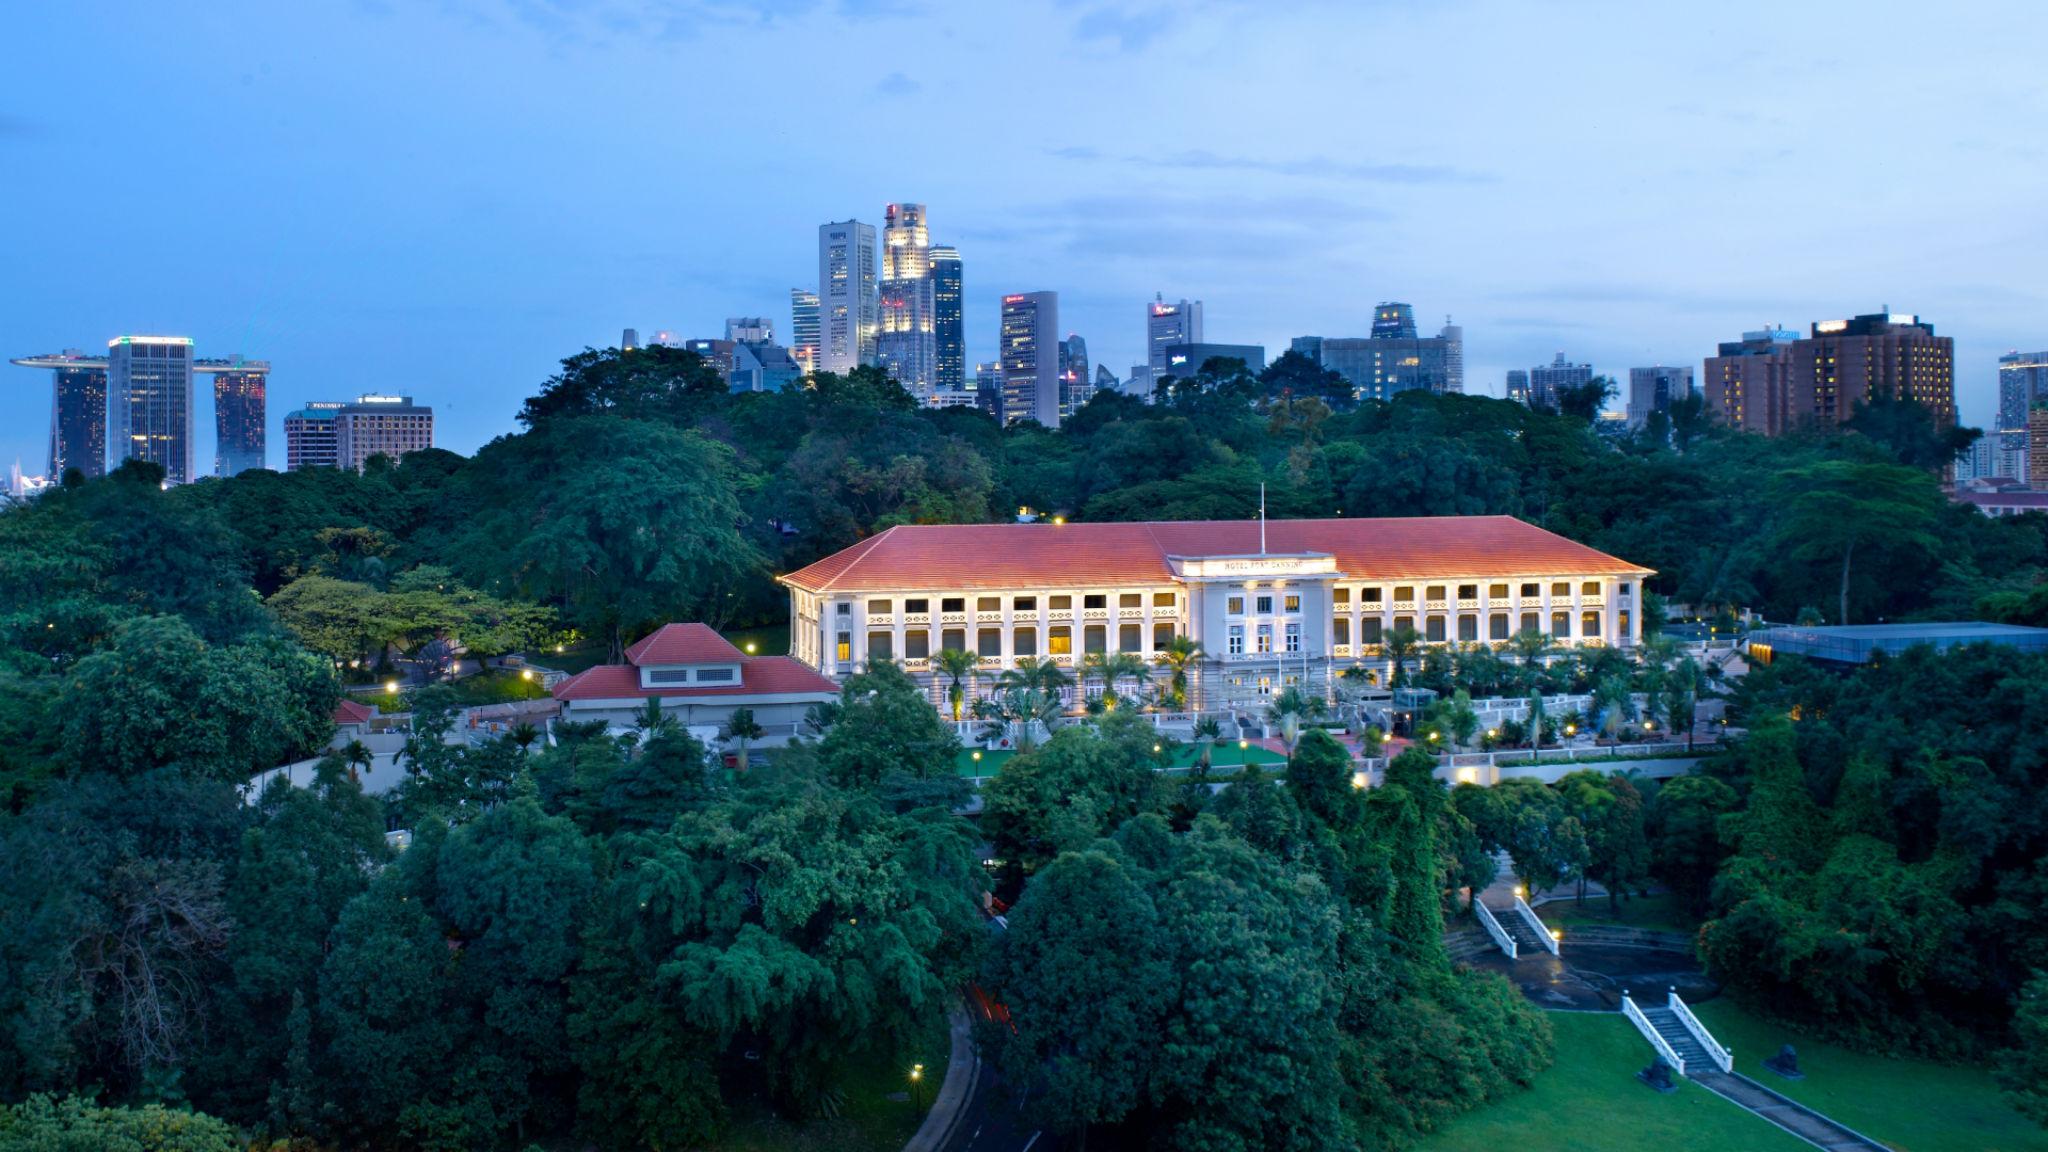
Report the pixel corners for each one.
[440,668,553,706]
[714,1012,950,1152]
[1417,1011,1810,1152]
[1692,1000,2048,1152]
[1537,891,1699,937]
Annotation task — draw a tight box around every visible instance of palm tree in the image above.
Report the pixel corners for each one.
[1525,690,1550,749]
[1192,715,1222,768]
[1000,656,1072,702]
[635,696,677,738]
[1156,636,1203,709]
[1664,655,1701,751]
[1079,652,1112,705]
[1509,627,1553,691]
[1265,687,1328,753]
[341,738,373,785]
[508,721,541,752]
[1384,625,1422,691]
[721,707,766,767]
[1592,673,1636,755]
[1105,652,1153,705]
[935,647,980,722]
[986,686,1062,751]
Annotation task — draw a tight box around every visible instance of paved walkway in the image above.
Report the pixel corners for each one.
[1690,1069,1889,1151]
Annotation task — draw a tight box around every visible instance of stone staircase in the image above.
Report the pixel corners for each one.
[1491,903,1552,956]
[1640,1004,1713,1071]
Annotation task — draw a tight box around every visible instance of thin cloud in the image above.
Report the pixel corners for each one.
[874,71,922,96]
[1051,146,1489,186]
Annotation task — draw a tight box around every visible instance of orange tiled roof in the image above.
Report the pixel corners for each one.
[333,699,375,725]
[552,656,839,702]
[779,516,1652,593]
[624,622,744,667]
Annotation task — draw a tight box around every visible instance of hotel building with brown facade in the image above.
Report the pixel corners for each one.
[780,517,1652,715]
[1704,311,1954,435]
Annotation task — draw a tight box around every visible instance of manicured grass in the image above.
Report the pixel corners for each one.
[1416,1011,1810,1152]
[714,1012,950,1152]
[1692,1000,2048,1152]
[439,668,552,706]
[1537,891,1699,937]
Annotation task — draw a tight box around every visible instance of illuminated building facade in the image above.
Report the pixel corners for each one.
[1147,294,1203,371]
[9,349,107,478]
[1058,334,1092,419]
[285,401,343,470]
[1000,291,1060,427]
[817,219,877,373]
[789,289,821,375]
[782,517,1651,715]
[877,202,937,395]
[1704,313,1953,435]
[1997,350,2048,483]
[930,246,963,392]
[334,395,434,470]
[108,335,195,484]
[206,357,269,475]
[1298,305,1464,400]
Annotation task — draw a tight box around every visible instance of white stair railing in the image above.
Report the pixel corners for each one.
[1668,989,1732,1073]
[1621,991,1686,1077]
[1473,900,1517,960]
[1514,895,1559,955]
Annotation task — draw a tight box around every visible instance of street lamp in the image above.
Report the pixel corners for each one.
[385,679,399,695]
[910,1063,925,1114]
[745,642,758,654]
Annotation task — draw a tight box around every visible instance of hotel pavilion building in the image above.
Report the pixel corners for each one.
[781,517,1653,715]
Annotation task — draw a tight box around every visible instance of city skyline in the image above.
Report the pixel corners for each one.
[4,1,2044,471]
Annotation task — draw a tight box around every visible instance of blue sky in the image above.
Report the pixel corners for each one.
[4,0,2044,474]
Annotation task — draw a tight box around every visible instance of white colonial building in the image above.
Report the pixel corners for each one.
[780,517,1652,714]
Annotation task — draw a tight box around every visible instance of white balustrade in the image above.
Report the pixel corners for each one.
[1669,990,1732,1073]
[1621,992,1686,1077]
[1473,899,1517,960]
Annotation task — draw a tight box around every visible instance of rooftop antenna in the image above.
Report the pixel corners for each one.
[1259,482,1267,555]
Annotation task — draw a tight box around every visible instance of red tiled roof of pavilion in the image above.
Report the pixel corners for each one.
[332,699,375,726]
[624,622,744,666]
[551,657,838,701]
[778,516,1652,593]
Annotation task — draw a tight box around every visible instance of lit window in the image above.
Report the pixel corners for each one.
[1283,594,1301,613]
[1227,595,1245,615]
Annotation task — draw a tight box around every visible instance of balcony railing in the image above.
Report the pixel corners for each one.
[1425,599,1449,612]
[903,613,930,626]
[1392,601,1417,613]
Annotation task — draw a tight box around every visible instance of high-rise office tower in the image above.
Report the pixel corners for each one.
[10,349,108,479]
[1094,363,1119,395]
[790,289,821,375]
[1147,295,1204,372]
[1997,351,2048,483]
[1626,366,1695,429]
[334,395,434,470]
[725,317,773,344]
[284,401,345,470]
[930,246,963,391]
[107,335,195,484]
[1000,292,1060,427]
[1705,313,1953,436]
[1440,320,1464,394]
[1371,302,1418,340]
[1505,370,1530,404]
[1528,353,1595,410]
[818,220,878,373]
[206,357,269,476]
[622,328,640,351]
[1058,335,1092,419]
[876,203,937,394]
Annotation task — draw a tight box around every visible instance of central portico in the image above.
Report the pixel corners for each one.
[778,516,1653,715]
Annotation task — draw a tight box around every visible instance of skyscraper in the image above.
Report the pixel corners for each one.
[1147,295,1203,372]
[206,357,269,476]
[1058,334,1092,419]
[790,289,821,375]
[1625,365,1695,429]
[10,349,107,479]
[818,220,878,374]
[107,335,195,484]
[1528,353,1594,410]
[334,395,434,470]
[284,401,344,470]
[1505,370,1530,404]
[930,246,963,392]
[1997,351,2048,482]
[1300,310,1462,400]
[876,203,937,395]
[1000,292,1060,427]
[622,328,640,351]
